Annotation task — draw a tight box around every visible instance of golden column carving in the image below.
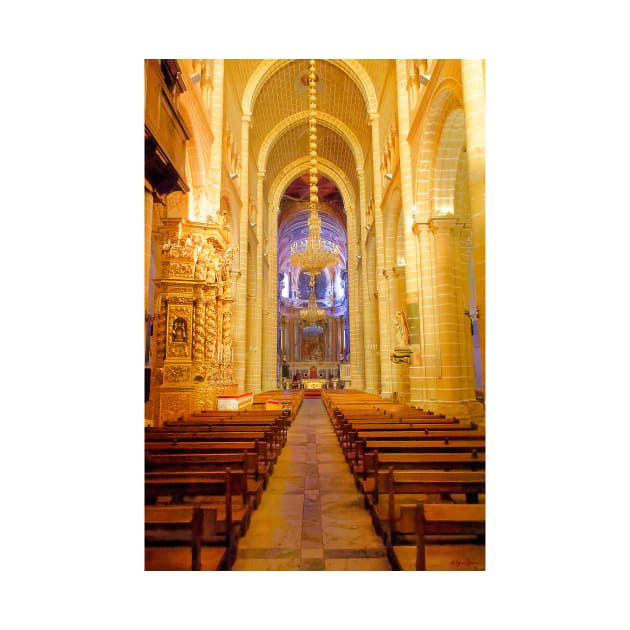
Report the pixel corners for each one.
[205,287,218,364]
[222,302,233,363]
[154,298,167,363]
[192,288,205,363]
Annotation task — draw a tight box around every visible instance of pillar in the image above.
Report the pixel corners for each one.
[460,59,485,395]
[430,216,470,412]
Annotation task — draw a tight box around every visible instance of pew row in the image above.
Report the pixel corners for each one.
[390,503,485,571]
[144,468,255,562]
[353,450,485,487]
[364,468,485,545]
[145,505,229,571]
[145,451,265,506]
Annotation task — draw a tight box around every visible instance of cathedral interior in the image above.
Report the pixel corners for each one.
[142,59,489,575]
[144,59,486,425]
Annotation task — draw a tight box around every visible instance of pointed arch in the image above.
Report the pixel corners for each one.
[257,110,364,172]
[413,80,463,223]
[268,157,357,217]
[242,59,379,117]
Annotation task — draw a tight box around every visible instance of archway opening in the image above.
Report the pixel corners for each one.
[276,174,349,388]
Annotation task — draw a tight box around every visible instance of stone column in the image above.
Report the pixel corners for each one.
[460,59,485,394]
[411,222,435,405]
[356,169,376,392]
[406,60,420,112]
[261,219,278,391]
[200,60,213,116]
[381,267,396,398]
[245,170,265,393]
[347,200,365,388]
[207,60,224,210]
[396,59,425,407]
[429,216,469,411]
[458,225,477,403]
[234,113,251,389]
[391,264,409,403]
[369,112,393,397]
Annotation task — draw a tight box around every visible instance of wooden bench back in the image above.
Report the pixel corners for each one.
[356,430,485,441]
[373,468,485,499]
[145,468,248,531]
[145,451,261,481]
[413,503,485,570]
[341,421,474,431]
[144,440,258,454]
[363,439,485,453]
[145,505,217,570]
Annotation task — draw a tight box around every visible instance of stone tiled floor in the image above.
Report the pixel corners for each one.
[232,399,391,570]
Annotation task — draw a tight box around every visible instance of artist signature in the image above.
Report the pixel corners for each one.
[450,558,482,569]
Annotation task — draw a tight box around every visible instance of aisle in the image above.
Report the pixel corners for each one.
[232,399,391,570]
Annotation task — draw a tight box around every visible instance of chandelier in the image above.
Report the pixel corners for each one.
[300,280,327,327]
[290,59,339,278]
[291,59,339,329]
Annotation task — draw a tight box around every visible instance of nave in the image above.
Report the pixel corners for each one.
[232,399,391,570]
[145,389,485,571]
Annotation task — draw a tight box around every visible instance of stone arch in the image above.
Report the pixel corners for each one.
[177,99,208,189]
[243,59,379,117]
[219,194,237,244]
[381,186,403,269]
[433,109,466,215]
[268,157,357,218]
[413,80,463,223]
[257,110,364,172]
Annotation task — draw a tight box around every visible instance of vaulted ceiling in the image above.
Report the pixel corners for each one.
[223,59,396,324]
[224,59,395,203]
[224,59,395,288]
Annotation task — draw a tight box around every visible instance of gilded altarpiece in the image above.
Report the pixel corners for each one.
[151,218,237,425]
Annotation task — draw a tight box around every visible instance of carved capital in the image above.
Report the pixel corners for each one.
[429,215,457,234]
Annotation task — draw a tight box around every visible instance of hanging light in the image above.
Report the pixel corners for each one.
[290,59,339,329]
[290,59,339,279]
[299,284,326,328]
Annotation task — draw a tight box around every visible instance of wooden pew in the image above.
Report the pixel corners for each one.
[145,505,229,571]
[391,503,485,571]
[145,451,266,506]
[336,419,469,451]
[362,439,485,454]
[365,468,485,544]
[331,413,456,436]
[146,429,270,442]
[161,417,284,429]
[153,417,289,447]
[144,468,252,565]
[145,428,283,458]
[341,426,482,459]
[191,408,292,423]
[144,439,274,491]
[355,429,485,441]
[355,450,485,487]
[339,421,475,431]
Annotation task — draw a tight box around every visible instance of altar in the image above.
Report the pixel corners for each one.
[302,378,327,390]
